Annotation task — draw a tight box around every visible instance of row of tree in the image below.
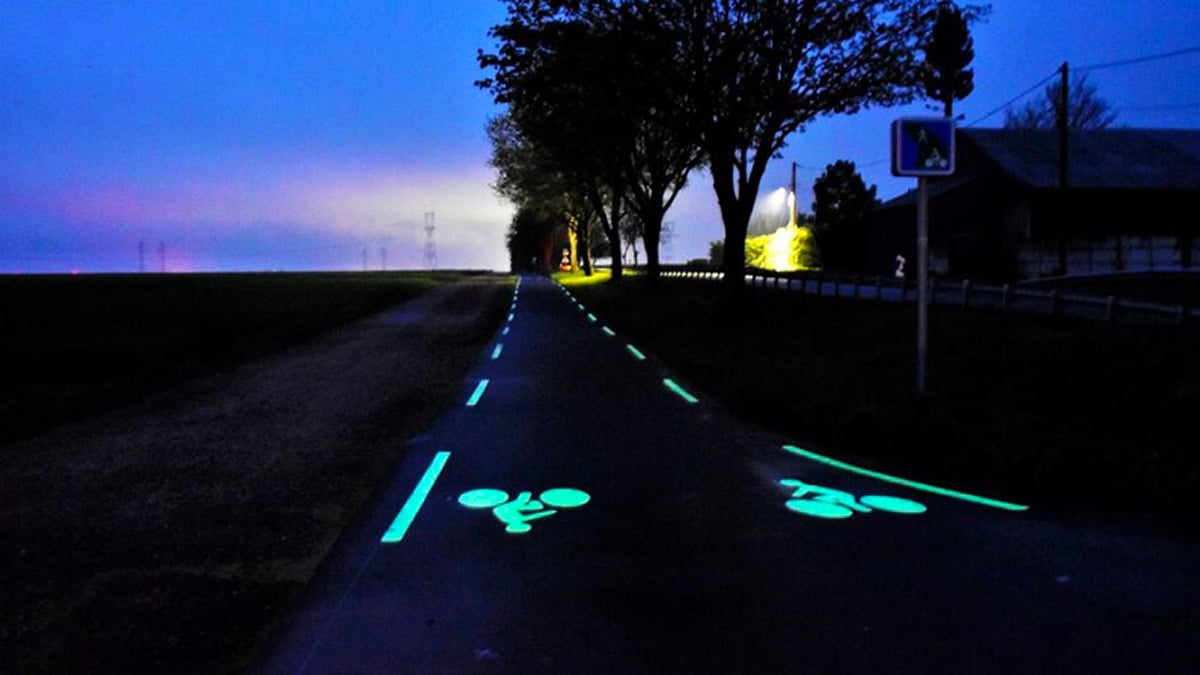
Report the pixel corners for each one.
[480,0,988,287]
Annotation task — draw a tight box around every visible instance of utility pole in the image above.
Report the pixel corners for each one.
[423,212,438,270]
[789,162,798,227]
[1057,61,1070,276]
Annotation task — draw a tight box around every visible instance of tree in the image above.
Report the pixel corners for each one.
[811,160,880,272]
[478,0,704,281]
[506,205,557,273]
[1004,73,1117,130]
[487,113,599,275]
[673,0,970,291]
[923,1,979,118]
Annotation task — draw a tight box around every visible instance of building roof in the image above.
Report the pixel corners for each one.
[876,127,1200,212]
[965,128,1200,190]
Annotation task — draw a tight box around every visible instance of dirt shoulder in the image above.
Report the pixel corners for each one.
[0,275,512,674]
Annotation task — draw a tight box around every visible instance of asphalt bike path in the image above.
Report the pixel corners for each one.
[258,274,1199,674]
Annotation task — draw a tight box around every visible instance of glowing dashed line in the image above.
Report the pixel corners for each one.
[601,326,616,337]
[587,313,598,323]
[491,344,503,360]
[466,379,490,407]
[381,451,451,543]
[663,378,699,404]
[626,344,647,360]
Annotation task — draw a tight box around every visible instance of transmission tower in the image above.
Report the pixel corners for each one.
[423,212,438,270]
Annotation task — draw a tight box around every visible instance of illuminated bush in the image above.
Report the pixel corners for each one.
[745,224,819,271]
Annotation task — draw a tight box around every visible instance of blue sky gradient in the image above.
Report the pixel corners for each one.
[2,1,1197,272]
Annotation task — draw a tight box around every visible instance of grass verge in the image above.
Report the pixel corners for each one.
[562,272,1199,525]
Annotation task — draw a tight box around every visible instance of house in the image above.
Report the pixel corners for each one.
[866,128,1200,281]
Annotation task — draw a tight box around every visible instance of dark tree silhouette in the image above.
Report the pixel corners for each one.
[923,1,979,118]
[1004,74,1118,130]
[479,1,703,281]
[811,160,880,272]
[506,205,558,273]
[487,114,597,275]
[673,0,969,291]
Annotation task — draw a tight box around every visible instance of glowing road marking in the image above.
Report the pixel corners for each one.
[782,445,1029,512]
[459,487,591,534]
[780,478,926,519]
[502,326,510,336]
[601,326,616,337]
[663,378,699,404]
[507,312,515,322]
[491,344,503,360]
[466,379,490,407]
[587,313,598,322]
[381,451,451,543]
[626,344,647,361]
[577,304,585,311]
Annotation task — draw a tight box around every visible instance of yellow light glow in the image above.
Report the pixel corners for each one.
[745,224,817,272]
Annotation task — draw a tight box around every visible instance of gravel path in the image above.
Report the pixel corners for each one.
[0,275,511,674]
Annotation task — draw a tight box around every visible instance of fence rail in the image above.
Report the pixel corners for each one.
[655,265,1199,327]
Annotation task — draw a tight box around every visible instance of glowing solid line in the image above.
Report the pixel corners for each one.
[626,344,647,360]
[466,379,490,407]
[491,344,503,360]
[381,451,451,543]
[781,445,1029,512]
[663,378,699,404]
[602,326,616,336]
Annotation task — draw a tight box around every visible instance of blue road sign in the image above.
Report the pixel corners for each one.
[891,118,956,177]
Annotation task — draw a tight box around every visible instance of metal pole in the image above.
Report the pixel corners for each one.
[917,177,929,395]
[790,162,798,227]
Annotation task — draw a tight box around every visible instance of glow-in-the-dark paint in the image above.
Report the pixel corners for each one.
[466,379,490,407]
[626,344,647,361]
[507,312,515,322]
[459,487,591,534]
[663,378,699,404]
[381,451,451,543]
[502,326,510,336]
[601,326,616,337]
[586,313,598,322]
[782,445,1029,512]
[491,344,503,360]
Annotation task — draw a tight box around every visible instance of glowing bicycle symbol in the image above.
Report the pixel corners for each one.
[780,479,926,519]
[458,487,590,534]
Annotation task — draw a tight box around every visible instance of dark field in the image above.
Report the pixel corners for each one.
[0,271,466,444]
[564,272,1200,525]
[0,271,511,674]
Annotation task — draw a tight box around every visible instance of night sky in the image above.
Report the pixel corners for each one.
[2,1,1197,273]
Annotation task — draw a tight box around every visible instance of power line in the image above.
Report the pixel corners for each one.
[965,70,1060,127]
[1077,45,1200,72]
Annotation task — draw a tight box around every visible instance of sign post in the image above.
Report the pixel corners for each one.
[891,118,956,395]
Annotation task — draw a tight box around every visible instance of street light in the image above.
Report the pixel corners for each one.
[789,161,798,227]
